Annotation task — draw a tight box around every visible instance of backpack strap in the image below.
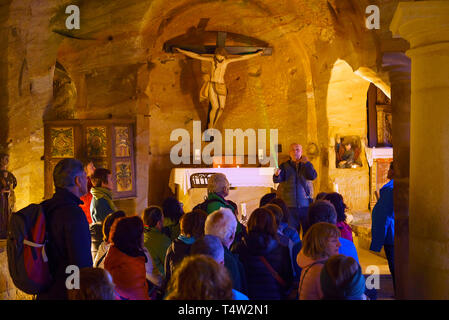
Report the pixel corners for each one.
[298,260,325,298]
[23,239,48,262]
[95,250,108,268]
[258,256,287,287]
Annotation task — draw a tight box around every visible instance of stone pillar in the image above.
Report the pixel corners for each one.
[390,1,449,299]
[383,51,411,299]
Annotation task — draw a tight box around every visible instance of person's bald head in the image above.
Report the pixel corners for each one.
[290,143,303,161]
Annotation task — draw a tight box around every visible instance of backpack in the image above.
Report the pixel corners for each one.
[192,198,223,213]
[7,203,52,294]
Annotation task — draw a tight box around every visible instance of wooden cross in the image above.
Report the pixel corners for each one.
[164,31,272,56]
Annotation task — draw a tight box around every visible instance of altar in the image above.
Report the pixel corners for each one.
[168,167,277,221]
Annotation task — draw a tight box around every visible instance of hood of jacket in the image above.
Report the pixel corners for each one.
[104,245,148,300]
[91,186,113,200]
[296,250,327,268]
[105,245,146,270]
[244,232,279,255]
[171,238,192,256]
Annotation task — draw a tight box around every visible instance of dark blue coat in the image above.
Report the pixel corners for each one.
[38,188,93,300]
[232,232,293,300]
[370,179,394,252]
[164,238,192,284]
[224,246,248,295]
[273,160,317,208]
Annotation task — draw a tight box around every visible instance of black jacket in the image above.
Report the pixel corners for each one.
[224,246,248,295]
[232,232,293,300]
[164,238,192,284]
[273,160,317,208]
[38,188,93,300]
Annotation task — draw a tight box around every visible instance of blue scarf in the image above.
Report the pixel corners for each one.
[178,234,195,245]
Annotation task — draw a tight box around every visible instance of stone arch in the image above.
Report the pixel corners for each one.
[138,0,322,203]
[324,58,372,210]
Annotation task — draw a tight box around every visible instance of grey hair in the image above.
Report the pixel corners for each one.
[207,173,229,194]
[53,158,84,188]
[204,208,237,244]
[191,235,224,263]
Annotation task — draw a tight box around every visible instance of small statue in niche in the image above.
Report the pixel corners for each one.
[0,153,17,239]
[335,135,362,169]
[338,143,355,168]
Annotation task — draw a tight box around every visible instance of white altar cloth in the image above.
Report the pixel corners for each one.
[169,167,277,195]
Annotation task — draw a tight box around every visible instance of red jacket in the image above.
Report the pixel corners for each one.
[104,246,150,300]
[79,177,93,224]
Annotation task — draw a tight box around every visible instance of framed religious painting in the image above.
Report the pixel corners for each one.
[44,119,136,199]
[111,124,136,198]
[86,126,108,158]
[50,127,75,158]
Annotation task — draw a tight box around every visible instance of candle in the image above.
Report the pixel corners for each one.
[194,149,200,161]
[258,148,264,161]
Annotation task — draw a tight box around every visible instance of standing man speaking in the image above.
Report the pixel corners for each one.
[273,143,317,236]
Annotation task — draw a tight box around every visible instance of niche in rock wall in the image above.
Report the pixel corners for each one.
[335,135,363,169]
[44,61,77,121]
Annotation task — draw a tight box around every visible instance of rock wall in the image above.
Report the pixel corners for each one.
[1,0,385,214]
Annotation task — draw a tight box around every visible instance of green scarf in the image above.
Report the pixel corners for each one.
[91,186,117,212]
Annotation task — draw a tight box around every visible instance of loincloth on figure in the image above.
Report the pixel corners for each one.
[200,81,227,101]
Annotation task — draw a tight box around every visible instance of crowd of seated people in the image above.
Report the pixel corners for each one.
[35,158,374,301]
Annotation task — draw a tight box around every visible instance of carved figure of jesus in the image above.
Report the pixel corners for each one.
[175,47,263,129]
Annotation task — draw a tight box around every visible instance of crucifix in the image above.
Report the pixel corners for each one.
[166,32,272,130]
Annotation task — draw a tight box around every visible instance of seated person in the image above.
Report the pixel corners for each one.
[320,255,367,300]
[269,198,301,245]
[204,208,247,294]
[232,208,293,300]
[104,216,161,300]
[165,255,233,300]
[90,168,117,260]
[143,206,172,276]
[191,235,249,300]
[259,192,277,207]
[67,267,116,300]
[94,210,126,268]
[297,222,341,300]
[324,193,353,242]
[307,200,359,262]
[90,168,116,223]
[164,210,207,284]
[337,143,355,168]
[204,173,245,244]
[161,197,184,241]
[79,159,96,224]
